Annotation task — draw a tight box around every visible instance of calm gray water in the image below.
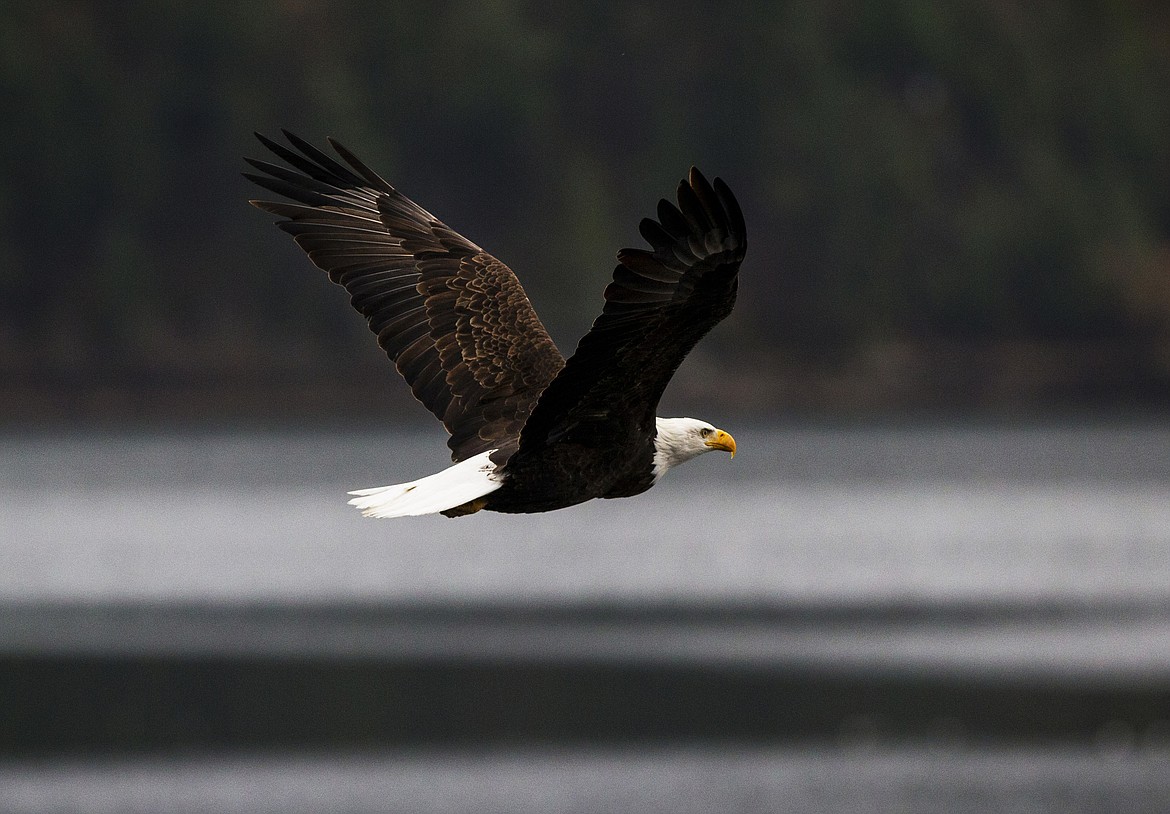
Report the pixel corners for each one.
[2,424,1170,812]
[2,424,1169,607]
[3,747,1169,814]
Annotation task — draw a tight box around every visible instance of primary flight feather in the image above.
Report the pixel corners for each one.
[245,131,745,517]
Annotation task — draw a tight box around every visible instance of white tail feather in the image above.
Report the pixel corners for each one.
[346,450,503,518]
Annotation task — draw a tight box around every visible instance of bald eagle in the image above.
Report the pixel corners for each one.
[245,132,745,517]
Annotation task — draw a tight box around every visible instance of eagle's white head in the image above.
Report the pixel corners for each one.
[652,417,737,481]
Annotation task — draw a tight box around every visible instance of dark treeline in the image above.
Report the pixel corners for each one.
[2,1,1169,421]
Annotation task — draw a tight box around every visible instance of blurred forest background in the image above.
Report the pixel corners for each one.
[2,0,1169,424]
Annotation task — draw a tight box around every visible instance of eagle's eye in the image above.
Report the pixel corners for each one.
[699,427,712,438]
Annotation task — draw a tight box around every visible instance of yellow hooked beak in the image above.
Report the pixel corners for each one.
[704,429,736,458]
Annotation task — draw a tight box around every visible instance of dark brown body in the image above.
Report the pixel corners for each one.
[481,426,658,514]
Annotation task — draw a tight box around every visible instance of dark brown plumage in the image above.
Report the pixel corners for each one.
[246,132,745,516]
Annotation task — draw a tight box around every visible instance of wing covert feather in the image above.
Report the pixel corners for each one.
[246,132,564,461]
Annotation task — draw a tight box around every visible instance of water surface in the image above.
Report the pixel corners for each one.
[3,424,1170,811]
[2,424,1168,607]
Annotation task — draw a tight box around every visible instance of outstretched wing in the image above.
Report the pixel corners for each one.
[517,167,745,451]
[245,131,565,461]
